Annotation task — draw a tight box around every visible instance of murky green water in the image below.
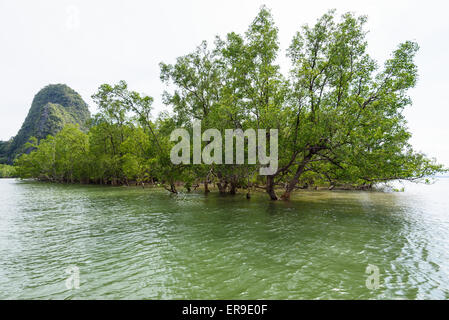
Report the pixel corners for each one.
[0,178,448,299]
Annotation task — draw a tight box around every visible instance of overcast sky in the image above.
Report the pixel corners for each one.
[1,0,448,166]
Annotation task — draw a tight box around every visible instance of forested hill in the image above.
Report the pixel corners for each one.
[0,84,90,164]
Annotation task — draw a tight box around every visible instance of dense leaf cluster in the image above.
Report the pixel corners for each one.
[0,164,16,178]
[13,7,446,199]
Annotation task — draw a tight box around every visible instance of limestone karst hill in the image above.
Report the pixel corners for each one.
[0,84,90,164]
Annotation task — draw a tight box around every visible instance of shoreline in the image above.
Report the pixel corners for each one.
[3,178,411,195]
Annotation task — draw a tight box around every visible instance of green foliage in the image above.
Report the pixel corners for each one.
[15,125,89,182]
[0,140,12,164]
[15,83,161,187]
[0,164,16,178]
[13,7,447,199]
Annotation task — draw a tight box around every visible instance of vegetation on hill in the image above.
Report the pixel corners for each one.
[0,140,12,164]
[0,84,90,164]
[13,7,446,199]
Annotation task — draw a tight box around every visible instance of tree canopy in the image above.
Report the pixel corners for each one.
[13,7,446,200]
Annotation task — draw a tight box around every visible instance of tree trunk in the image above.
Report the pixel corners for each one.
[281,154,312,200]
[266,175,278,200]
[204,180,210,194]
[229,182,237,195]
[217,181,227,194]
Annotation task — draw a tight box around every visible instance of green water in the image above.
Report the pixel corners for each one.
[0,178,448,299]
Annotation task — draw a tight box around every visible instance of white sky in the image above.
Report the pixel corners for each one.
[1,0,448,166]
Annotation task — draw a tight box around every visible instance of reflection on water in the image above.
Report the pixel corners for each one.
[0,178,448,299]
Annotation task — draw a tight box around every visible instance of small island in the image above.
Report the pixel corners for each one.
[1,8,445,200]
